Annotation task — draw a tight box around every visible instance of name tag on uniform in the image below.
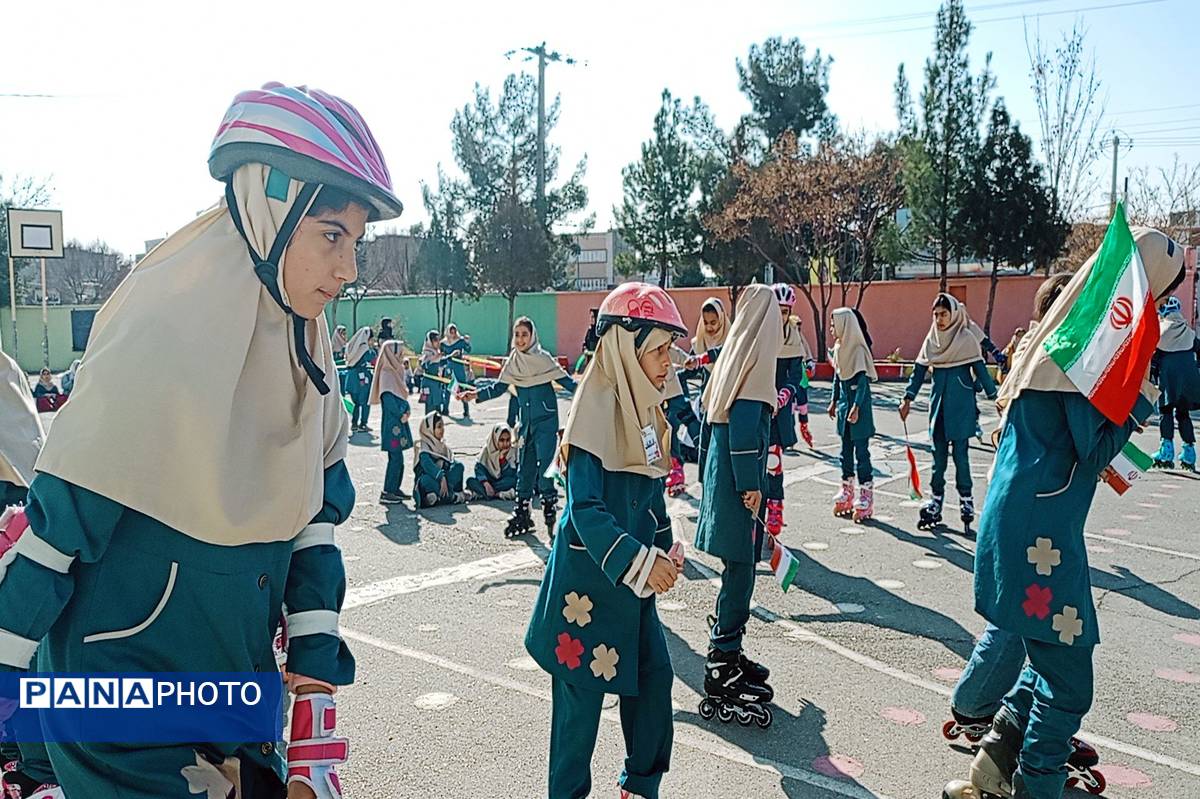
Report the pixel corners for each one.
[642,424,662,464]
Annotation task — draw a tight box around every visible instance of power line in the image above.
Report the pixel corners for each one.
[1109,102,1200,116]
[803,0,1062,30]
[807,0,1165,40]
[1118,117,1200,130]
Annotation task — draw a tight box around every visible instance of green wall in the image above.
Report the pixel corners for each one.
[327,293,559,357]
[0,305,98,373]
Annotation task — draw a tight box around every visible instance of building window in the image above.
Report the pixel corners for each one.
[569,249,608,264]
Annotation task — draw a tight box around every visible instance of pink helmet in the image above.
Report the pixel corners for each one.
[595,282,688,340]
[209,83,403,221]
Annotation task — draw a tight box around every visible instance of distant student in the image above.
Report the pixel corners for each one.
[1150,296,1200,470]
[413,411,466,508]
[828,308,877,523]
[442,323,473,419]
[344,325,374,432]
[467,423,518,500]
[420,329,450,417]
[372,340,413,504]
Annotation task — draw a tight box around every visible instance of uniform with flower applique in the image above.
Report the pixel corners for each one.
[959,221,1185,799]
[525,282,688,799]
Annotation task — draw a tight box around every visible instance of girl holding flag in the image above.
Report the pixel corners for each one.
[694,284,781,727]
[524,282,686,799]
[900,293,997,532]
[441,323,473,419]
[944,216,1185,799]
[371,340,413,505]
[344,325,375,433]
[470,317,577,537]
[1150,296,1200,470]
[828,308,878,523]
[0,82,404,799]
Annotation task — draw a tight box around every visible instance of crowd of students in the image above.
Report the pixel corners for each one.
[0,79,1193,799]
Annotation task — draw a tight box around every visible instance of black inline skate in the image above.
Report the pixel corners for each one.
[542,498,559,537]
[698,647,773,729]
[706,615,770,684]
[504,498,535,538]
[918,495,944,530]
[960,496,975,534]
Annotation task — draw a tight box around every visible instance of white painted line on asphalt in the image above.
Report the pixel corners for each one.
[679,541,1200,779]
[1084,533,1200,562]
[343,626,894,799]
[343,549,542,610]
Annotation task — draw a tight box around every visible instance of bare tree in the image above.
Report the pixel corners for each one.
[1127,156,1200,244]
[52,241,130,303]
[1025,20,1106,224]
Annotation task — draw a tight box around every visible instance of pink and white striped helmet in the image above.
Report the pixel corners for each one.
[209,82,403,221]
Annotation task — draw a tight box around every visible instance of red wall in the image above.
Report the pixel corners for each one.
[555,277,1046,362]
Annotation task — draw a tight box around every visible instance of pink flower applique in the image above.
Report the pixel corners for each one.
[555,632,584,670]
[1022,583,1053,620]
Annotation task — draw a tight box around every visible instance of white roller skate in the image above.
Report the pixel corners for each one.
[853,481,874,524]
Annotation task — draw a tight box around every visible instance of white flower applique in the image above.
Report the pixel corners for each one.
[181,752,235,799]
[590,644,620,682]
[1026,537,1062,577]
[1052,606,1084,645]
[562,591,593,627]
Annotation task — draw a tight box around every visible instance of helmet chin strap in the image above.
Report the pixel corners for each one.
[225,180,331,395]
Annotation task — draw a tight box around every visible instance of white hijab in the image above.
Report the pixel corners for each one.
[701,285,782,423]
[35,165,349,546]
[478,423,512,479]
[344,326,372,367]
[831,308,878,381]
[417,411,453,464]
[0,350,45,488]
[916,294,985,369]
[498,319,568,388]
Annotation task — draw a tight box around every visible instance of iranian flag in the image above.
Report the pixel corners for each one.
[1043,203,1159,424]
[1101,441,1154,496]
[768,534,799,592]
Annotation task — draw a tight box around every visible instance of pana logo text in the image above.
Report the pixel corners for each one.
[19,678,263,709]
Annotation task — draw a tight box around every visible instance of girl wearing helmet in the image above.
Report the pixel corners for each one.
[1149,295,1200,470]
[899,293,998,532]
[764,284,810,536]
[470,318,578,537]
[828,308,878,522]
[524,282,686,799]
[0,83,403,799]
[693,284,782,726]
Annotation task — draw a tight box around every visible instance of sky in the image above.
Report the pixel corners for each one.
[2,0,1197,257]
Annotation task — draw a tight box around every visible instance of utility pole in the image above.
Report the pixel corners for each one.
[1109,133,1120,218]
[505,42,583,228]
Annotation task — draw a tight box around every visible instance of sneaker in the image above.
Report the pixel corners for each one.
[453,492,467,504]
[423,492,438,508]
[379,491,403,505]
[498,489,516,501]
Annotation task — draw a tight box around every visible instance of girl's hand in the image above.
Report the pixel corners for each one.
[898,399,910,422]
[484,482,496,498]
[827,404,836,419]
[848,405,860,425]
[401,413,409,423]
[647,555,680,594]
[287,783,317,799]
[742,489,762,517]
[440,477,449,496]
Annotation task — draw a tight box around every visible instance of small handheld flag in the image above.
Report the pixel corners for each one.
[903,421,922,500]
[1101,441,1153,495]
[767,534,799,592]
